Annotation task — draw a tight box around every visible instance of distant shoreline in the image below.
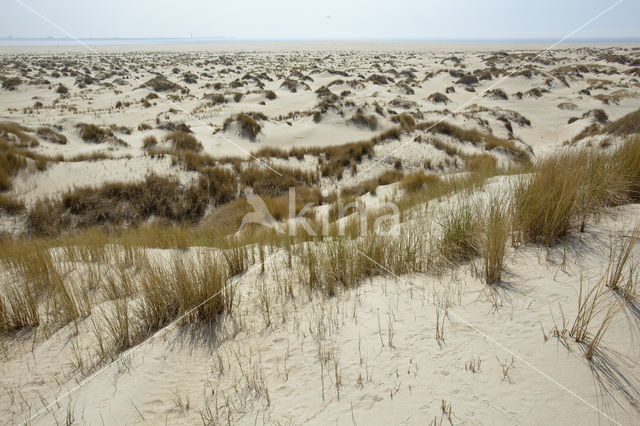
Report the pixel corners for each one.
[0,38,638,54]
[1,37,639,46]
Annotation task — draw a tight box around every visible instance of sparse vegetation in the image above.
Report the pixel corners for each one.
[240,165,317,197]
[485,89,508,100]
[164,131,203,152]
[514,137,640,246]
[223,112,265,141]
[37,127,67,144]
[436,199,481,264]
[428,92,450,104]
[3,50,640,425]
[140,76,183,92]
[142,135,158,150]
[26,174,212,235]
[76,123,111,143]
[348,111,378,130]
[2,77,22,90]
[483,199,511,284]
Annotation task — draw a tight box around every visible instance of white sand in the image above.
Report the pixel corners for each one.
[1,44,640,424]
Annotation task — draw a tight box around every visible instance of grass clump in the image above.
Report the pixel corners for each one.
[401,171,441,193]
[428,92,450,104]
[602,108,640,136]
[170,150,217,172]
[164,131,203,152]
[390,113,416,130]
[253,140,374,180]
[36,127,67,144]
[240,165,317,196]
[348,111,378,130]
[417,121,507,147]
[514,138,640,246]
[483,198,511,284]
[223,113,266,141]
[570,107,640,143]
[0,122,38,147]
[484,138,529,162]
[2,77,22,90]
[0,193,26,214]
[457,75,478,86]
[26,174,211,236]
[436,199,482,264]
[137,254,232,332]
[0,138,56,190]
[56,84,68,94]
[200,166,238,205]
[340,169,404,199]
[142,135,158,150]
[466,154,497,173]
[203,93,226,105]
[485,89,508,100]
[140,76,183,92]
[513,153,582,246]
[0,145,26,190]
[76,123,111,143]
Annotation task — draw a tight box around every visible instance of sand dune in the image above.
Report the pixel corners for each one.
[1,43,640,425]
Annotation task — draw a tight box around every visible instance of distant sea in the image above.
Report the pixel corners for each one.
[1,37,639,47]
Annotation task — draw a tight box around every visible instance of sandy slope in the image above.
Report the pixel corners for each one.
[1,44,640,424]
[1,199,639,425]
[1,44,639,207]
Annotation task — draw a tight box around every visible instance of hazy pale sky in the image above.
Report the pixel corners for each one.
[2,0,639,40]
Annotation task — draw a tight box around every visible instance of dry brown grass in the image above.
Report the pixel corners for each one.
[76,123,111,143]
[515,137,640,246]
[2,77,22,90]
[605,225,639,291]
[390,113,416,130]
[168,149,217,172]
[484,138,529,162]
[571,107,640,143]
[401,171,441,193]
[465,154,497,174]
[200,166,238,205]
[567,270,620,360]
[0,242,90,332]
[142,135,158,150]
[602,107,640,136]
[0,193,25,214]
[223,113,266,141]
[164,131,203,152]
[0,140,28,190]
[252,140,374,180]
[137,254,232,331]
[140,76,183,92]
[340,170,404,199]
[36,127,67,145]
[297,230,428,296]
[417,121,516,154]
[514,153,583,246]
[0,122,38,147]
[26,174,211,236]
[348,111,378,130]
[240,165,318,197]
[1,138,62,190]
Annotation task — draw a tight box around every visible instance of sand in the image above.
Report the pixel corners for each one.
[1,42,640,424]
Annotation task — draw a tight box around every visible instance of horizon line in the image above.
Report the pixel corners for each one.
[1,35,640,45]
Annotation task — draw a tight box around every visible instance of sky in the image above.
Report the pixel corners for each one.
[1,0,639,41]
